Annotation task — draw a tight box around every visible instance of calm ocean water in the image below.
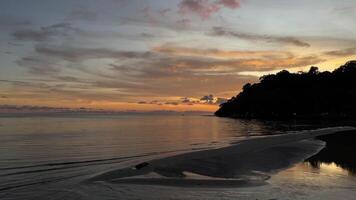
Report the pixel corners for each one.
[1,113,356,199]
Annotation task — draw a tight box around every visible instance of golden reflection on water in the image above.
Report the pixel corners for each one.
[315,162,347,174]
[271,161,355,189]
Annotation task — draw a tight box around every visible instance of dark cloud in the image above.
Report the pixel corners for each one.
[181,97,194,103]
[165,102,179,105]
[179,95,227,105]
[200,94,214,103]
[0,105,64,111]
[87,31,157,40]
[134,95,227,107]
[13,21,156,43]
[136,100,165,106]
[13,23,78,42]
[35,45,153,62]
[200,94,227,104]
[180,97,199,105]
[209,26,311,47]
[324,47,356,57]
[54,76,80,82]
[0,79,28,85]
[78,29,157,41]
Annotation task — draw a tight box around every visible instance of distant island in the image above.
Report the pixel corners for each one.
[215,60,356,119]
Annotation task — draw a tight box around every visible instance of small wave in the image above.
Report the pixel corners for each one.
[0,147,212,178]
[0,154,153,171]
[0,173,86,192]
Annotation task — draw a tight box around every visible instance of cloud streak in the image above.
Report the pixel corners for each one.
[12,23,78,42]
[35,45,153,62]
[209,26,311,47]
[324,47,356,57]
[152,43,293,58]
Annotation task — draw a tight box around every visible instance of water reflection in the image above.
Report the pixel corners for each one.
[306,130,356,175]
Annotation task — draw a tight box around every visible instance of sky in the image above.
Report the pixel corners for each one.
[0,0,356,112]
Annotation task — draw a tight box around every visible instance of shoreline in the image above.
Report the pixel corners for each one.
[89,126,356,187]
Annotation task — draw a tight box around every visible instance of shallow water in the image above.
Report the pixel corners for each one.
[0,113,356,199]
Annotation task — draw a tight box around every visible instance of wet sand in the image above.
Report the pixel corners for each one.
[89,126,356,187]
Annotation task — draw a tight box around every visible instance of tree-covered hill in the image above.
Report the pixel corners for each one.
[215,61,356,119]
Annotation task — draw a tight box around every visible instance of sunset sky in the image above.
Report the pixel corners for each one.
[1,0,356,112]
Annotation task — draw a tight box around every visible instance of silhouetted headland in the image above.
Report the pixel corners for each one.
[215,60,356,119]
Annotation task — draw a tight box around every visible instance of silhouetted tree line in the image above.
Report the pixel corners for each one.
[215,60,356,119]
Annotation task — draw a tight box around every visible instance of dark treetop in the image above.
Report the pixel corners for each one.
[215,61,356,119]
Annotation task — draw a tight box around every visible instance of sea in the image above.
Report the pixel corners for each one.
[1,113,356,200]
